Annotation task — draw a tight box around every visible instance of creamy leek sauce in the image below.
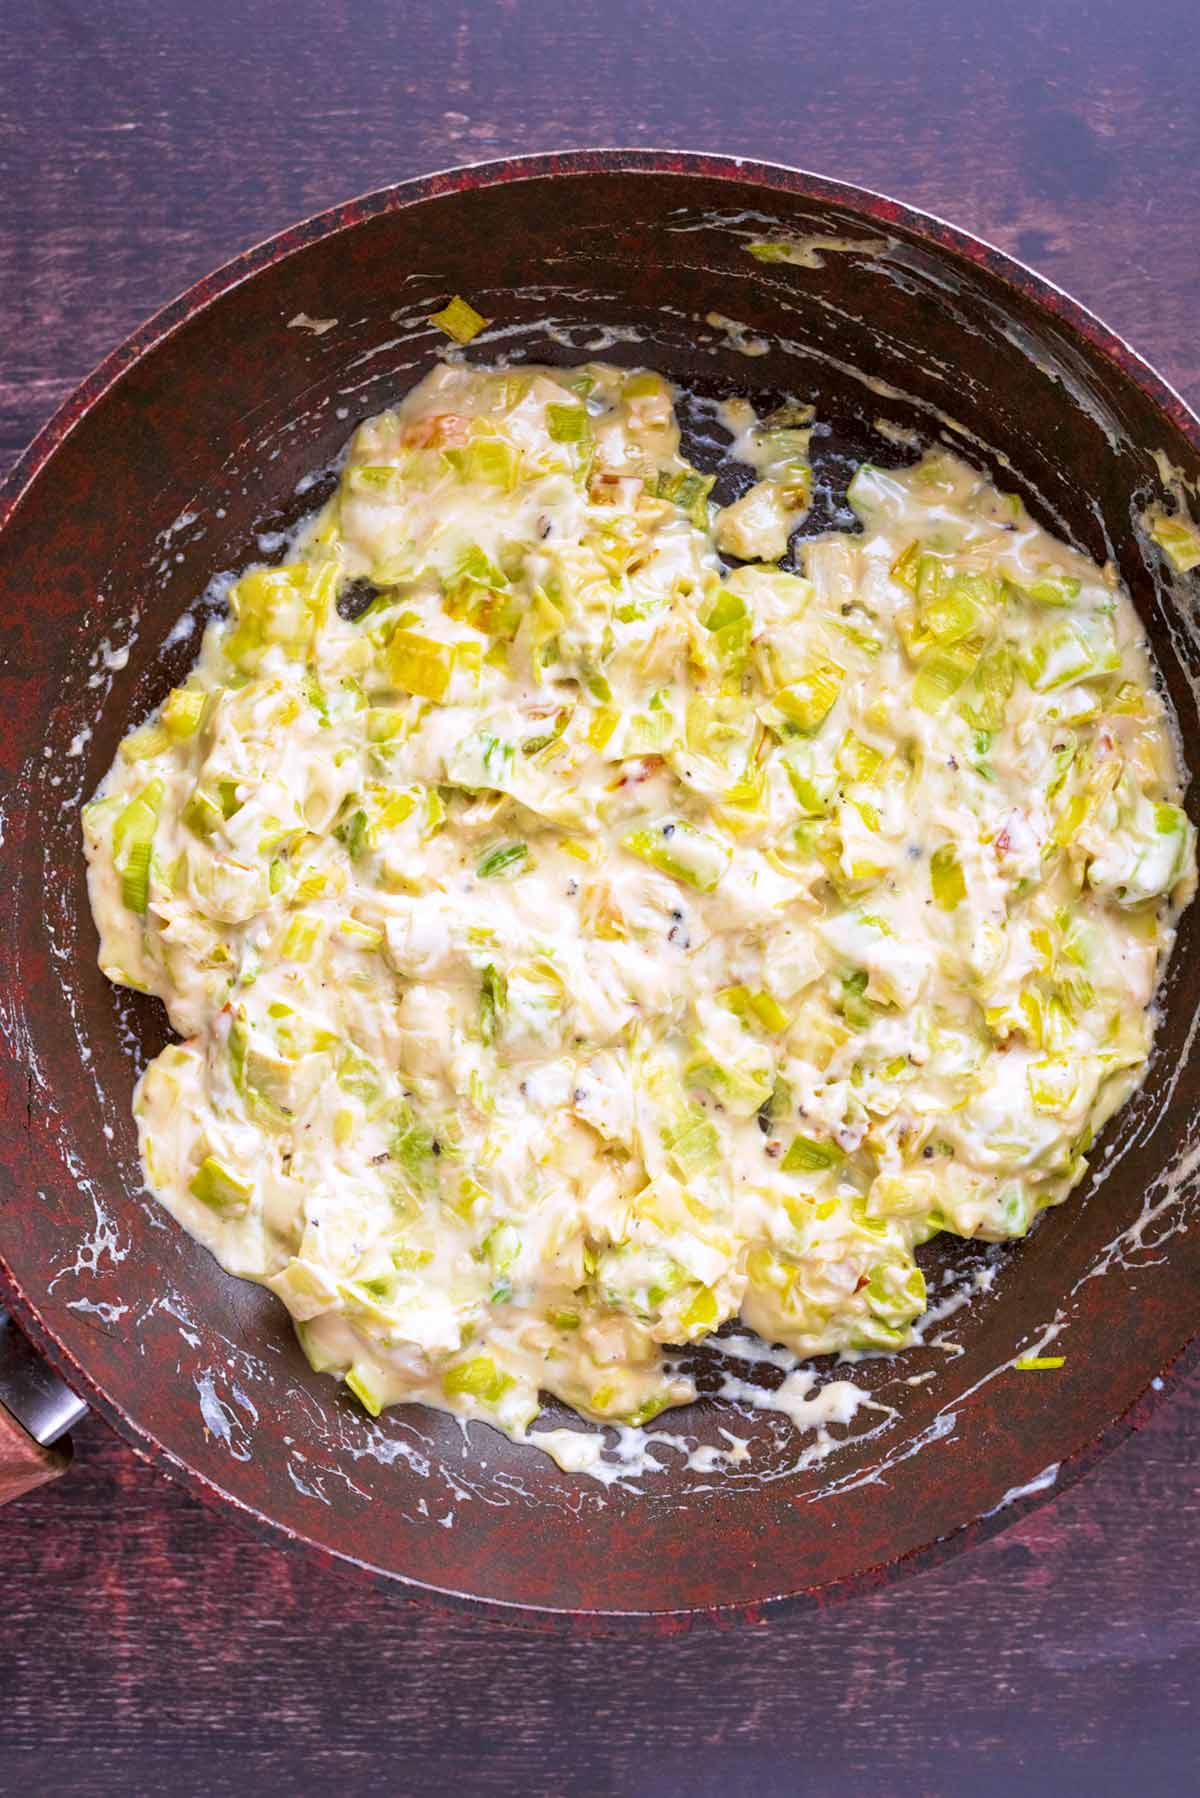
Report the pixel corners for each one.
[83,360,1196,1457]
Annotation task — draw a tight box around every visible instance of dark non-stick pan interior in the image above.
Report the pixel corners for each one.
[3,153,1200,1628]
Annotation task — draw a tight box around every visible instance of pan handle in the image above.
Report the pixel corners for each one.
[0,1308,86,1502]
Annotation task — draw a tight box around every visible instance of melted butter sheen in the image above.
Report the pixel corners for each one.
[83,362,1196,1455]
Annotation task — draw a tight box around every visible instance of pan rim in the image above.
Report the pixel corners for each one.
[3,146,1200,1631]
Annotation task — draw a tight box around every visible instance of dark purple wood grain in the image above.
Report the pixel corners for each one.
[2,0,1200,1789]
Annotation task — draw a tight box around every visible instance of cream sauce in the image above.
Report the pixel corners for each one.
[83,361,1195,1460]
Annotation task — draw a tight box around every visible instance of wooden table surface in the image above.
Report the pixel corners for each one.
[4,1,1200,1790]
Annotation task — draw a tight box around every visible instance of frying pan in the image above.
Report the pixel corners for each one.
[2,150,1199,1632]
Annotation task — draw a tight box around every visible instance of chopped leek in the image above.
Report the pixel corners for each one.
[1027,616,1120,691]
[428,295,490,344]
[621,819,730,892]
[930,844,966,911]
[772,661,844,733]
[161,684,209,739]
[189,1155,253,1216]
[112,779,164,914]
[546,403,590,444]
[1149,510,1200,573]
[477,841,529,880]
[782,1135,844,1173]
[345,1364,386,1415]
[386,630,456,701]
[656,466,715,527]
[442,1356,514,1403]
[479,963,506,1043]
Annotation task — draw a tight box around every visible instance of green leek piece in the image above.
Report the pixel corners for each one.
[345,1364,385,1416]
[442,439,520,491]
[680,1285,719,1335]
[477,840,529,880]
[337,1043,381,1105]
[335,808,370,859]
[442,1355,514,1403]
[746,240,800,263]
[120,841,153,914]
[920,580,995,646]
[338,918,384,951]
[702,587,752,664]
[227,1015,250,1101]
[390,1102,438,1190]
[1109,802,1194,906]
[546,403,590,443]
[112,779,165,914]
[482,1220,520,1273]
[913,639,980,711]
[1149,511,1200,573]
[661,1112,720,1179]
[295,1322,343,1374]
[757,1074,792,1132]
[161,684,209,738]
[773,661,844,733]
[783,744,837,816]
[189,1154,253,1216]
[686,1051,773,1117]
[305,671,329,722]
[621,818,730,892]
[625,1392,675,1427]
[1046,738,1077,800]
[959,641,1016,730]
[1020,573,1082,607]
[119,723,171,762]
[428,295,490,344]
[703,588,747,633]
[281,913,322,961]
[840,968,872,1029]
[453,542,508,590]
[835,732,884,783]
[782,1134,844,1173]
[1014,1354,1066,1370]
[366,706,408,744]
[1027,616,1120,691]
[579,662,613,704]
[890,540,921,591]
[112,778,164,861]
[622,372,665,401]
[385,630,456,701]
[864,1261,926,1335]
[479,963,507,1043]
[348,465,404,497]
[655,467,715,528]
[718,985,790,1033]
[522,708,570,755]
[930,843,966,910]
[223,562,333,672]
[1027,1056,1078,1114]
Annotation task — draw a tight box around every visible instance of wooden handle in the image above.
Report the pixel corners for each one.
[0,1393,73,1504]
